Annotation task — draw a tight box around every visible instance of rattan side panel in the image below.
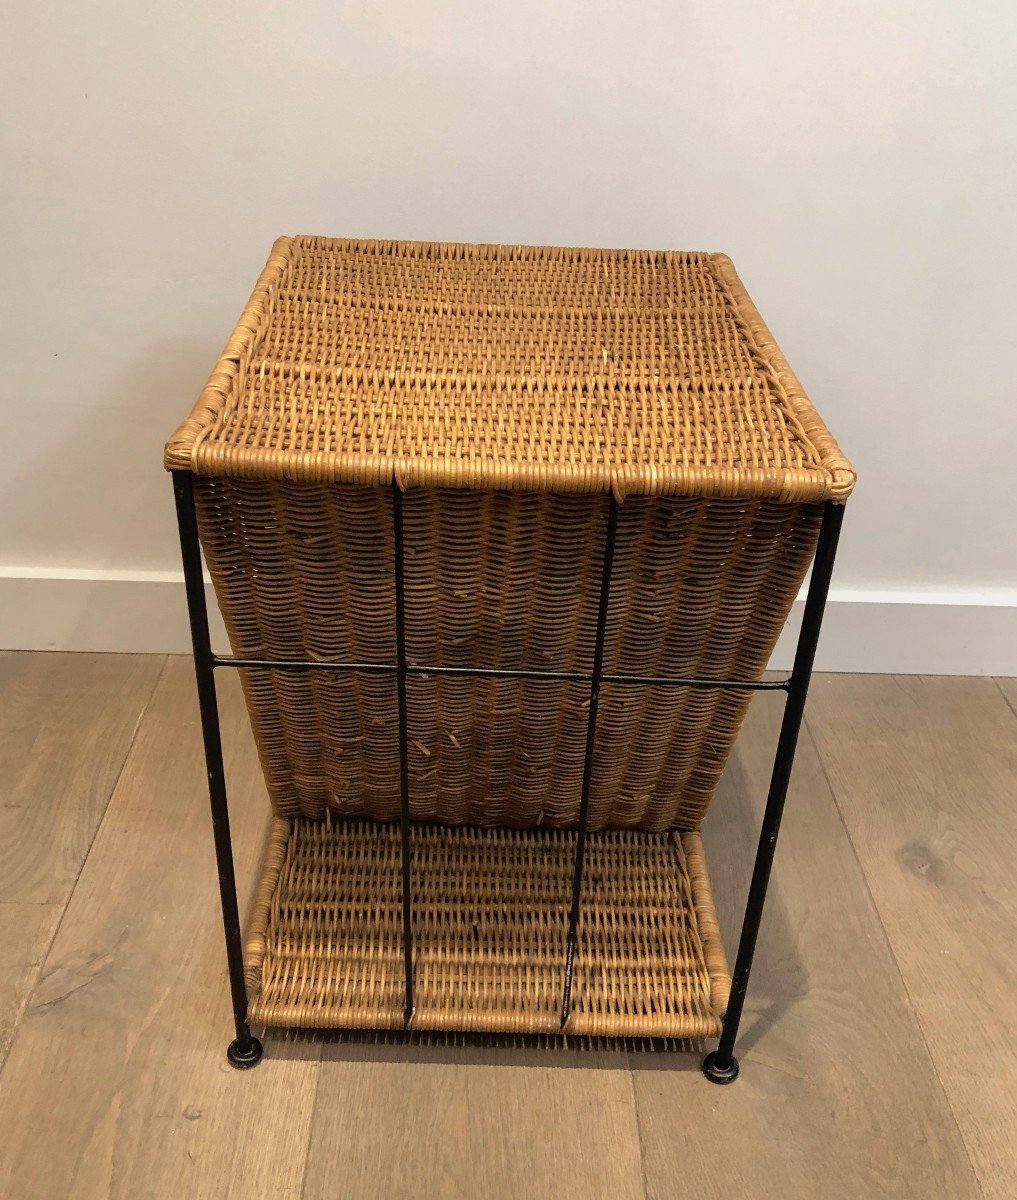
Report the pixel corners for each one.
[196,481,820,830]
[596,495,822,828]
[401,488,606,826]
[195,478,400,820]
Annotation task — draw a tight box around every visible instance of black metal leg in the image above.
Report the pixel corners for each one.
[173,471,263,1069]
[561,494,619,1026]
[391,483,415,1024]
[703,501,844,1084]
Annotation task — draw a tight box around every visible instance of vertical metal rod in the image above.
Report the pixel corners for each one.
[172,471,259,1063]
[560,494,620,1026]
[391,482,415,1023]
[711,501,845,1070]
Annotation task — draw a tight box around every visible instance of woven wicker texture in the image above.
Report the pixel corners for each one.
[244,816,730,1038]
[195,480,821,829]
[166,237,854,502]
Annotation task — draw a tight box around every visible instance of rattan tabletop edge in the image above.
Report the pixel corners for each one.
[165,235,854,503]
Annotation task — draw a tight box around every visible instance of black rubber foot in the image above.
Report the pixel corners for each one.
[227,1036,264,1069]
[702,1050,740,1084]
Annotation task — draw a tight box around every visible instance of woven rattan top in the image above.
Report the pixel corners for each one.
[165,237,854,501]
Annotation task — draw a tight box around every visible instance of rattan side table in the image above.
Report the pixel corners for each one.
[165,237,854,1082]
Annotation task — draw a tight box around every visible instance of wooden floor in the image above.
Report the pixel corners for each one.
[1,653,1015,1198]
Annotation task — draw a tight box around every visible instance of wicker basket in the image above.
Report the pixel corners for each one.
[165,236,854,1038]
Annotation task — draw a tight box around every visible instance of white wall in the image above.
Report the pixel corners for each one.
[2,1,1015,668]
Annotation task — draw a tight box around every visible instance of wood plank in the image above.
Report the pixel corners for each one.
[0,651,164,904]
[632,692,979,1199]
[808,674,1017,1200]
[0,658,320,1200]
[302,1040,645,1200]
[0,902,61,1067]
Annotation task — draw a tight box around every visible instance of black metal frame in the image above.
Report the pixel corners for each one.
[173,470,843,1080]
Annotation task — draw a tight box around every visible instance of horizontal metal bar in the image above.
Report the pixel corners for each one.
[213,654,788,691]
[601,673,789,692]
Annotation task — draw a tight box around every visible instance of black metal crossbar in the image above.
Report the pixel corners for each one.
[211,655,791,692]
[172,469,843,1081]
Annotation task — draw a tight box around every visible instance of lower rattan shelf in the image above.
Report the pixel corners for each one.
[243,816,731,1039]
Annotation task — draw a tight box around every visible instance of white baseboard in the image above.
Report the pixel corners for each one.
[1,568,1015,675]
[771,588,1017,675]
[0,568,230,657]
